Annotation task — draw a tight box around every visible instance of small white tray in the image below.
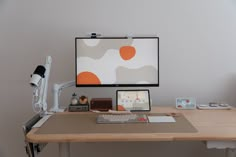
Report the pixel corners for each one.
[197,104,231,110]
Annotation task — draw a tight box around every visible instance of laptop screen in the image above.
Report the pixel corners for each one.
[116,90,151,111]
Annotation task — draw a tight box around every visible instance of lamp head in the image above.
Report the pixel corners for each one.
[30,65,46,87]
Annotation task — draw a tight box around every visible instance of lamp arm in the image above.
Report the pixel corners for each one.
[42,56,52,112]
[50,80,75,112]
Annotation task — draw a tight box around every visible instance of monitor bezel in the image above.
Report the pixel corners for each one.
[75,36,159,87]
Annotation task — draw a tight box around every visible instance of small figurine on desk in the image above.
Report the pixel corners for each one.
[79,96,89,105]
[71,93,79,105]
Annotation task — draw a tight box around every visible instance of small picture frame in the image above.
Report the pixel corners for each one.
[116,89,151,112]
[176,97,196,109]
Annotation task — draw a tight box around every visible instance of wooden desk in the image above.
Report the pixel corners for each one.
[26,106,236,157]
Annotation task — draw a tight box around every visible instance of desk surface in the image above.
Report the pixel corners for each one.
[27,106,236,143]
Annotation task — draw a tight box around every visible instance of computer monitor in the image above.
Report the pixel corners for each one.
[75,37,159,87]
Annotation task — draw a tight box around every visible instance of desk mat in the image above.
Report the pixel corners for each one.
[36,113,197,134]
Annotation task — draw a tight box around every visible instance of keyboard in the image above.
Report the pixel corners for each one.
[96,114,148,124]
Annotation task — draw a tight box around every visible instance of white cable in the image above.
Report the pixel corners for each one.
[32,88,41,113]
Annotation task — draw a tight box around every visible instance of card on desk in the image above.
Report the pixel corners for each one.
[176,97,196,109]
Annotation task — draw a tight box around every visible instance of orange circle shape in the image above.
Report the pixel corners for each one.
[77,72,101,84]
[117,105,126,111]
[119,46,136,60]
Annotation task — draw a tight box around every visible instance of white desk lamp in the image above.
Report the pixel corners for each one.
[30,56,75,113]
[30,56,52,114]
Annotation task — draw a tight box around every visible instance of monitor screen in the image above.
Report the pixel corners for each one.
[75,37,159,87]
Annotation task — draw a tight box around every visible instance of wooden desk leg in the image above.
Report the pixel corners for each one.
[226,148,236,157]
[206,141,236,157]
[59,143,70,157]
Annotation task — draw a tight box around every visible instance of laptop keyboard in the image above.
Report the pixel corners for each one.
[96,114,148,124]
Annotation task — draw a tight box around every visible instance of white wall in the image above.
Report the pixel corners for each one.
[0,0,236,157]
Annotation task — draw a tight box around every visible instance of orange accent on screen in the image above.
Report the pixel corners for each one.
[119,46,136,60]
[77,72,101,84]
[117,105,126,111]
